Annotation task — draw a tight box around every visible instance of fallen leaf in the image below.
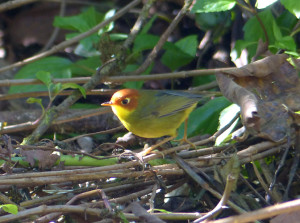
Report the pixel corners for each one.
[20,149,59,169]
[216,54,300,142]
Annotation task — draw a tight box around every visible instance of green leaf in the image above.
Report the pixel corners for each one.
[191,0,236,13]
[51,83,62,96]
[133,34,160,52]
[54,7,114,55]
[141,15,158,34]
[76,34,100,53]
[54,7,104,32]
[61,83,86,98]
[274,35,296,51]
[53,16,85,31]
[219,154,240,190]
[231,40,256,61]
[272,20,283,40]
[176,35,198,57]
[244,9,277,43]
[122,64,153,89]
[153,209,172,214]
[215,104,240,145]
[74,38,100,57]
[109,33,128,41]
[98,9,116,35]
[26,97,45,114]
[133,33,174,53]
[0,204,18,215]
[118,212,130,223]
[281,0,300,18]
[35,71,52,88]
[271,17,296,51]
[239,9,290,60]
[9,57,72,94]
[256,0,278,9]
[148,159,174,166]
[26,97,42,105]
[276,11,298,36]
[192,75,216,86]
[161,35,198,71]
[177,97,232,138]
[65,32,99,55]
[194,11,232,31]
[122,64,144,89]
[283,50,300,57]
[70,56,100,76]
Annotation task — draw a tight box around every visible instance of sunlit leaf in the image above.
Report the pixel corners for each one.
[215,104,240,145]
[281,0,300,18]
[0,204,18,215]
[192,0,236,13]
[26,97,45,114]
[256,0,278,9]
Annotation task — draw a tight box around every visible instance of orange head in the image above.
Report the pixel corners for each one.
[101,89,140,112]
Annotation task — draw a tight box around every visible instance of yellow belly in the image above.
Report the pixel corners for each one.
[120,104,196,138]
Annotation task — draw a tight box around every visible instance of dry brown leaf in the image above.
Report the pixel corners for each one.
[252,39,270,62]
[216,54,300,141]
[1,135,13,157]
[20,149,59,169]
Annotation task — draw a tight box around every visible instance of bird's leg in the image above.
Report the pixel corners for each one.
[141,136,175,156]
[174,119,197,149]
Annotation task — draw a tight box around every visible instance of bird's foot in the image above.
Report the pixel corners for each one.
[174,137,197,149]
[140,136,174,156]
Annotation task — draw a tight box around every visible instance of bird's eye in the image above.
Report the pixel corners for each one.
[121,98,130,105]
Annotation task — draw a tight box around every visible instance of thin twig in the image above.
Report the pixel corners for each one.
[252,162,276,203]
[0,77,90,87]
[0,205,107,222]
[283,126,300,200]
[36,189,109,223]
[259,159,282,202]
[0,0,38,12]
[172,154,245,214]
[15,144,114,161]
[90,186,154,208]
[123,0,154,48]
[0,167,184,187]
[127,0,194,76]
[20,194,67,208]
[40,0,66,51]
[270,145,290,194]
[0,67,235,87]
[62,126,124,143]
[194,174,236,222]
[239,174,270,206]
[208,198,300,223]
[0,107,111,134]
[0,89,113,101]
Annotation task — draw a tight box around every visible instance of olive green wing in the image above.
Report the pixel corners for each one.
[139,91,201,119]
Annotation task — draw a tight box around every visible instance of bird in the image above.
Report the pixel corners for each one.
[101,88,202,155]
